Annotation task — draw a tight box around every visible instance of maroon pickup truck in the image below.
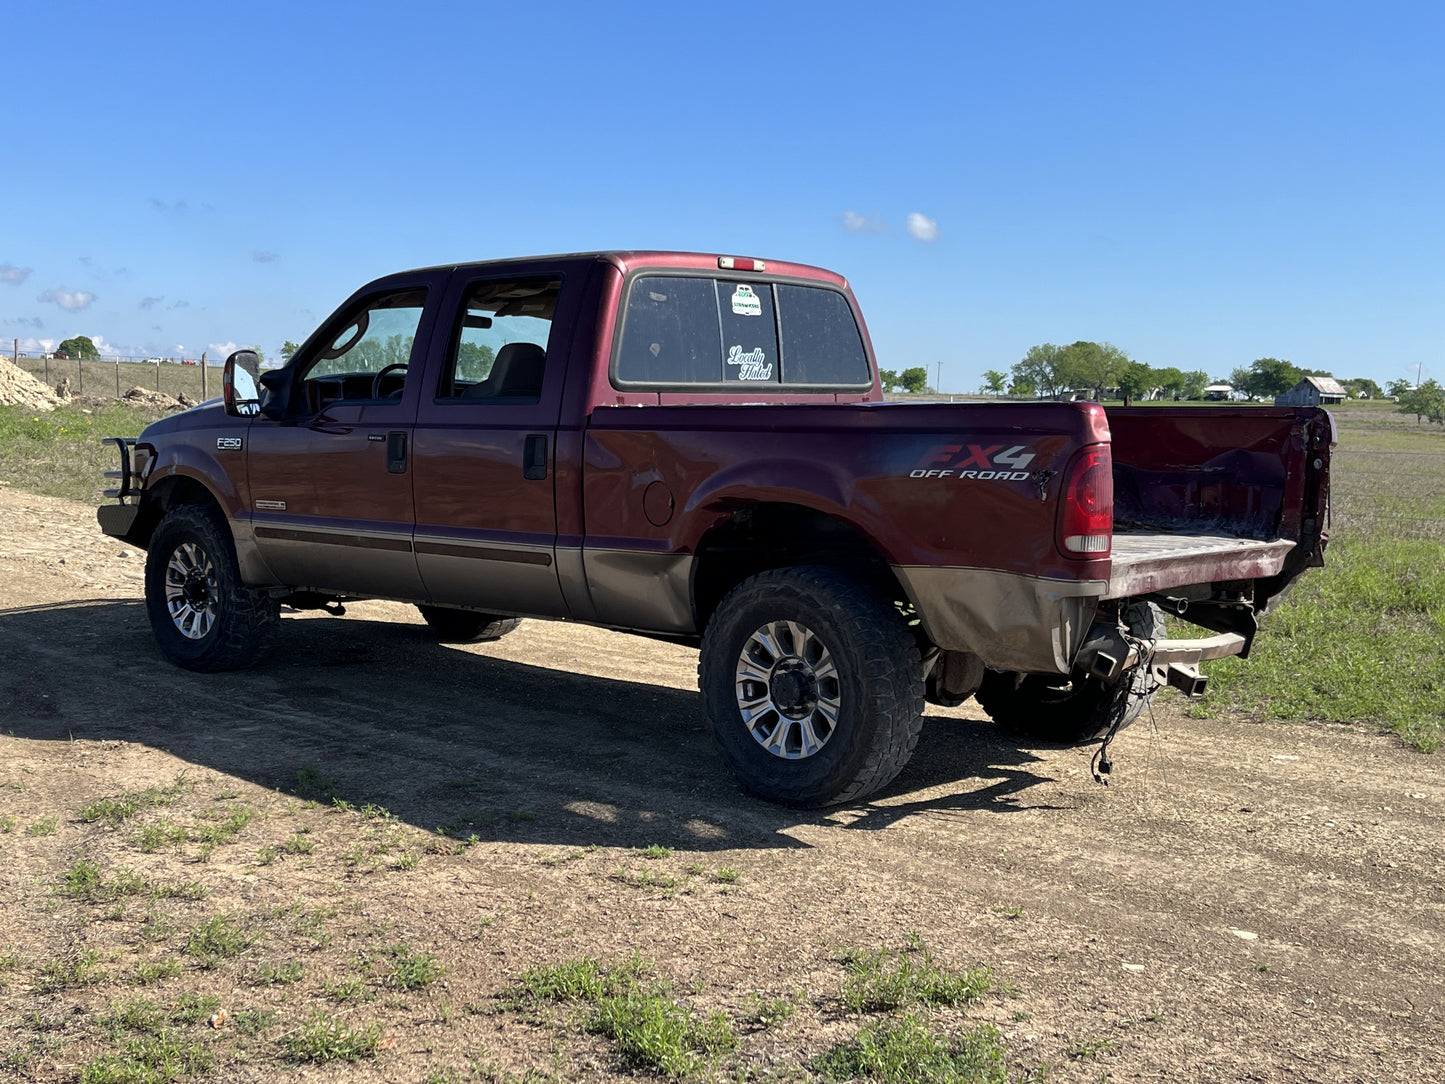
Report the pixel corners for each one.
[98,251,1334,806]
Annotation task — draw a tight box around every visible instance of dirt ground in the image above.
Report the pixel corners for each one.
[1,485,1441,1083]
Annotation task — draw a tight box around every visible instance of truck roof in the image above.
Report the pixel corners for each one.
[396,251,849,289]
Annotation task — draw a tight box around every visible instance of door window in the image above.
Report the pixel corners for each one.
[298,289,428,409]
[436,276,562,403]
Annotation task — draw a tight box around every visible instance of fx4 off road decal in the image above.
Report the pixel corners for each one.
[911,443,1036,481]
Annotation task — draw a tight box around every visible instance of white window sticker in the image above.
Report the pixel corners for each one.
[731,284,762,317]
[727,344,774,381]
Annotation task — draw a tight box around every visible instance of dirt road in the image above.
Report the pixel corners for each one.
[1,485,1441,1082]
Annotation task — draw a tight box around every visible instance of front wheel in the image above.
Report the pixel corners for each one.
[698,566,924,808]
[144,504,279,672]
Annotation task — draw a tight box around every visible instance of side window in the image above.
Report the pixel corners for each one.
[437,276,561,403]
[299,289,428,408]
[776,285,869,386]
[616,277,721,384]
[719,281,779,384]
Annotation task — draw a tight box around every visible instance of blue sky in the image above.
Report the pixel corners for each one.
[2,1,1441,390]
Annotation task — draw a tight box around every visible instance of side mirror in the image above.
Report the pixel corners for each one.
[223,350,262,417]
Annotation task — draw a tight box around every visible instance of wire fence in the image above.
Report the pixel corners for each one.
[10,352,221,402]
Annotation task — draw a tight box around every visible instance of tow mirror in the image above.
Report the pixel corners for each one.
[223,350,261,417]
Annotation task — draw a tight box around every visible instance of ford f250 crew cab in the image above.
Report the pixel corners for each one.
[98,251,1335,807]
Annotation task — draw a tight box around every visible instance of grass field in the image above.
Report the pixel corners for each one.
[1,397,1440,749]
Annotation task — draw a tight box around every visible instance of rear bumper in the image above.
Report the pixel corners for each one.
[893,565,1107,674]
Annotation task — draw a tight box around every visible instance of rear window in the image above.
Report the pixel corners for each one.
[614,275,870,388]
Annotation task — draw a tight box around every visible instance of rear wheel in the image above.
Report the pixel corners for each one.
[144,504,279,672]
[976,602,1164,743]
[417,605,521,644]
[698,566,924,808]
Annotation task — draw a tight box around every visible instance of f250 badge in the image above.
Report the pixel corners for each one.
[911,444,1035,480]
[217,437,242,450]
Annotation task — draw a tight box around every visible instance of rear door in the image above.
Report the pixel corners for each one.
[410,264,584,617]
[245,273,447,599]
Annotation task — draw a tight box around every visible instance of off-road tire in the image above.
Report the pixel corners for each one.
[418,606,521,643]
[698,566,925,808]
[976,602,1165,743]
[144,504,279,672]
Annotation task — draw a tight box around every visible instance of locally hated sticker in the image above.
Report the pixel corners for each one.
[731,284,762,317]
[727,344,773,381]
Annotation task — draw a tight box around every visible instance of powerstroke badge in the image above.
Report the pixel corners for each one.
[217,437,242,450]
[911,443,1036,480]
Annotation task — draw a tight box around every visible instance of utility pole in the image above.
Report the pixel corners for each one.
[201,352,207,400]
[935,361,942,393]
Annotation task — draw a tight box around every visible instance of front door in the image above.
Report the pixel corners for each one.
[411,269,574,617]
[246,276,446,600]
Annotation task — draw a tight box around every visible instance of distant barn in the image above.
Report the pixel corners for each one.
[1275,376,1347,407]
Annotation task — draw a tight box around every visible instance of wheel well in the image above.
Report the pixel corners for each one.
[692,503,909,631]
[131,476,222,548]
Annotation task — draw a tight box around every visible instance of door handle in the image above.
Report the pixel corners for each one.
[386,431,407,474]
[524,434,548,480]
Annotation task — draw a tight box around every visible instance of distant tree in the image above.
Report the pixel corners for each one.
[1116,361,1155,406]
[982,369,1008,395]
[249,346,265,365]
[1009,372,1037,397]
[1343,377,1382,400]
[1058,340,1130,399]
[1153,367,1185,398]
[1397,380,1445,424]
[280,340,301,361]
[1181,370,1210,400]
[897,367,929,394]
[1386,378,1413,399]
[1251,357,1304,398]
[57,335,99,359]
[456,342,497,382]
[1011,343,1067,399]
[877,368,899,391]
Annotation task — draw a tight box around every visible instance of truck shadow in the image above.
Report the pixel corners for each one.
[0,599,1064,852]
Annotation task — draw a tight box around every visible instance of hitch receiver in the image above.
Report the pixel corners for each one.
[1158,662,1207,698]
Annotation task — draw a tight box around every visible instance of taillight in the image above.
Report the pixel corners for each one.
[1057,444,1113,557]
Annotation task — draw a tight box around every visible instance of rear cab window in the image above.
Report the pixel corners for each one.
[613,274,871,391]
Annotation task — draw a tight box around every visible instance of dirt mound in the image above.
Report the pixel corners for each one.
[121,386,192,412]
[0,357,60,411]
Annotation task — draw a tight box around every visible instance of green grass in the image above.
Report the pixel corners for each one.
[280,1010,384,1063]
[36,949,106,991]
[80,778,190,828]
[841,942,994,1013]
[0,401,172,502]
[183,915,255,967]
[251,960,304,986]
[79,1032,213,1084]
[26,815,58,837]
[133,959,183,985]
[812,1013,1007,1084]
[385,944,445,990]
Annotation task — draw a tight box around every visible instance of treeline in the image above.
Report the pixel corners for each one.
[982,342,1381,402]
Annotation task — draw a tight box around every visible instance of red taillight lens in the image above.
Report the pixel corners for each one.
[1057,444,1113,557]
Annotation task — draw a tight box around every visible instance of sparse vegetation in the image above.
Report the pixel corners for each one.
[183,915,255,967]
[813,1012,1007,1084]
[80,777,190,827]
[841,941,994,1013]
[280,1010,384,1063]
[26,815,58,837]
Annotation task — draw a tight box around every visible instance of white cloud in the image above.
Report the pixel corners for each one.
[20,337,58,354]
[209,341,240,360]
[140,296,163,309]
[38,286,97,311]
[1,263,33,285]
[841,210,888,234]
[906,212,940,242]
